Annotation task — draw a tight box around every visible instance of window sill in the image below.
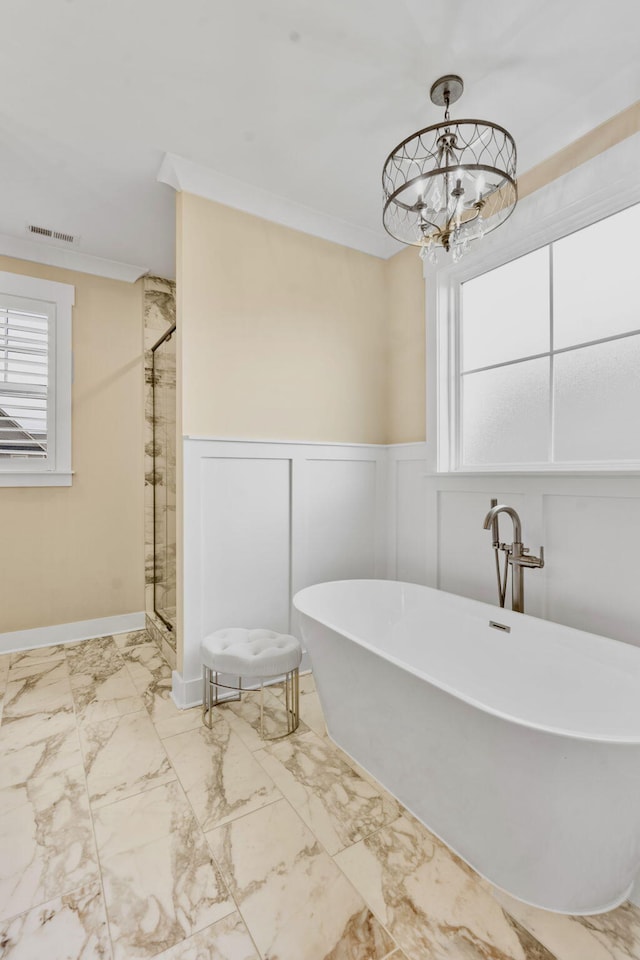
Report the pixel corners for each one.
[436,467,640,479]
[0,471,73,487]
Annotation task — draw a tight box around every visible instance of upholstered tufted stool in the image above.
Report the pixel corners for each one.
[200,628,302,739]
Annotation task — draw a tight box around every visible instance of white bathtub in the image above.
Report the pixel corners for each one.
[293,579,640,915]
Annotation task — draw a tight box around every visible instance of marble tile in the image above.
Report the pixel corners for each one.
[93,780,234,960]
[0,764,99,922]
[336,746,397,798]
[274,672,327,738]
[4,660,73,719]
[113,629,150,651]
[151,913,259,960]
[0,882,110,959]
[219,687,310,752]
[9,645,66,676]
[160,636,177,670]
[163,721,281,831]
[0,710,82,789]
[153,706,203,741]
[335,813,556,960]
[255,729,401,855]
[66,636,144,723]
[79,709,174,809]
[0,652,12,683]
[121,642,175,723]
[493,887,640,960]
[208,798,395,960]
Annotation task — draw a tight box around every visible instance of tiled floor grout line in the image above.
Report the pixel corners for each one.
[159,676,404,958]
[116,636,268,959]
[64,638,117,960]
[0,879,106,935]
[0,651,102,935]
[0,636,569,960]
[278,787,403,956]
[151,685,385,960]
[158,737,269,958]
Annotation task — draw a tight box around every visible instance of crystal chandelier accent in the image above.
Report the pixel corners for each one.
[382,75,517,263]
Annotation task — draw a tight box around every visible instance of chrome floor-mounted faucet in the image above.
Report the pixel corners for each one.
[483,500,544,614]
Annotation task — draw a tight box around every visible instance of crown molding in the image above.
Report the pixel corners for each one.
[158,152,401,260]
[0,232,148,283]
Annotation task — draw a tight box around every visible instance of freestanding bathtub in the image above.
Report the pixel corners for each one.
[293,579,640,915]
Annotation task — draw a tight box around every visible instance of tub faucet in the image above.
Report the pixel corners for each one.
[483,501,544,614]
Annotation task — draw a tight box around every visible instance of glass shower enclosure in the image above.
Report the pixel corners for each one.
[151,323,176,632]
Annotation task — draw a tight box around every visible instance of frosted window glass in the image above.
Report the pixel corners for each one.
[462,247,549,371]
[553,202,640,349]
[553,335,640,462]
[462,358,550,465]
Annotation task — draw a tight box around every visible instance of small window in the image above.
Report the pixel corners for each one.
[0,272,73,486]
[456,202,640,471]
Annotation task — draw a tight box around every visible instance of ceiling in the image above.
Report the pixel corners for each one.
[1,0,639,279]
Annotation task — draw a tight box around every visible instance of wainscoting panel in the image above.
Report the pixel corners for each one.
[386,444,429,584]
[200,457,292,638]
[180,438,388,697]
[304,458,378,587]
[544,494,640,645]
[385,456,640,651]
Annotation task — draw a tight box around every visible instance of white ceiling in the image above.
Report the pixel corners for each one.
[1,0,639,278]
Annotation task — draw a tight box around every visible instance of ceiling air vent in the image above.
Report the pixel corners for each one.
[27,224,78,245]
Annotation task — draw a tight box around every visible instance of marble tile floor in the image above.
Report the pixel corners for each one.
[1,636,639,960]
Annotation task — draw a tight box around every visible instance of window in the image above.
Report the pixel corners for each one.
[448,200,640,472]
[0,272,74,486]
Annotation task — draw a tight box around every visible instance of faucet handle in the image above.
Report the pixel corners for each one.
[512,545,545,568]
[528,546,545,568]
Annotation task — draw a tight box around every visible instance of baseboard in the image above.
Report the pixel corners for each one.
[171,651,313,710]
[171,672,203,710]
[0,611,146,656]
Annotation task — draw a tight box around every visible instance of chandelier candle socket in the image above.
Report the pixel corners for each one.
[382,74,517,263]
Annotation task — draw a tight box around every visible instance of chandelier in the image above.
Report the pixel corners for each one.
[382,75,517,263]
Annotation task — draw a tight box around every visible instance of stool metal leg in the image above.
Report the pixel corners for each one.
[259,681,265,740]
[203,666,214,729]
[202,667,207,726]
[202,668,244,730]
[202,663,299,738]
[286,668,300,734]
[258,668,300,741]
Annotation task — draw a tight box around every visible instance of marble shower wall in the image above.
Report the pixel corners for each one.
[143,276,177,668]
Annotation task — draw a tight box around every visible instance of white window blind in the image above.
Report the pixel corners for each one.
[0,298,51,461]
[0,271,73,486]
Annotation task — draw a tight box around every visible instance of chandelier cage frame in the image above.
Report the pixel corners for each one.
[382,75,518,258]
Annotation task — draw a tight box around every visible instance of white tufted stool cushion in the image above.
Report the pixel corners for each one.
[201,628,302,679]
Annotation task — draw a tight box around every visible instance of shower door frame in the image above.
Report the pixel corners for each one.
[151,322,177,633]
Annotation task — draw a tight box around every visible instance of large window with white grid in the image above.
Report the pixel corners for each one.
[451,200,640,472]
[0,272,73,486]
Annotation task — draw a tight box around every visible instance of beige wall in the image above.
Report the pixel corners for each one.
[0,256,145,633]
[385,246,426,443]
[177,193,389,444]
[519,100,640,199]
